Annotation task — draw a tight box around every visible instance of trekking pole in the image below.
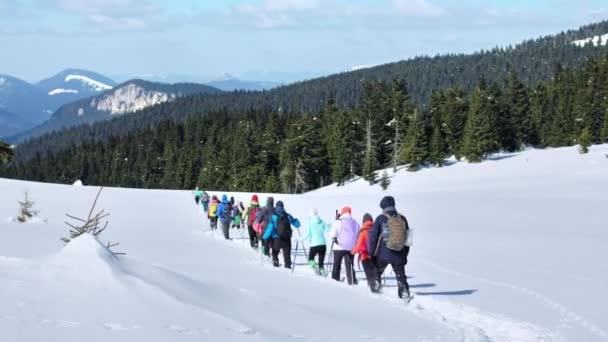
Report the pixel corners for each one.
[296,229,308,259]
[291,240,299,274]
[327,240,335,276]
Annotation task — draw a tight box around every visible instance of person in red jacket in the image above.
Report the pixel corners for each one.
[352,213,380,293]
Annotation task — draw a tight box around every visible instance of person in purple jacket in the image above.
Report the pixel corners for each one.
[368,196,411,301]
[330,206,360,285]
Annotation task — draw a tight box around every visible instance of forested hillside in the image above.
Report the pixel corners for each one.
[8,20,608,162]
[3,54,608,193]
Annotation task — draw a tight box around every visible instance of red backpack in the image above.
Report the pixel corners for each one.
[249,207,260,226]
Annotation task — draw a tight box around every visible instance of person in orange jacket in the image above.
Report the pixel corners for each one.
[352,213,380,293]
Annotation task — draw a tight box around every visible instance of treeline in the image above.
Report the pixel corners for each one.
[3,56,608,192]
[9,21,608,162]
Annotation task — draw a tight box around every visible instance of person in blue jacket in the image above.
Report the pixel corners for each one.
[368,196,411,300]
[262,201,301,268]
[215,194,233,240]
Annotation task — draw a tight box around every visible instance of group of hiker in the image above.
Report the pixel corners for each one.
[193,186,412,301]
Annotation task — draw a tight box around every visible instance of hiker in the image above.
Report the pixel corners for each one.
[216,195,234,240]
[352,213,379,293]
[262,201,301,268]
[368,196,411,301]
[242,195,261,249]
[300,208,331,275]
[256,197,275,256]
[330,206,359,285]
[232,202,243,229]
[201,191,210,212]
[194,186,203,204]
[208,195,220,230]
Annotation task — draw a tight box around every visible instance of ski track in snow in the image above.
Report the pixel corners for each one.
[419,258,607,340]
[199,229,559,342]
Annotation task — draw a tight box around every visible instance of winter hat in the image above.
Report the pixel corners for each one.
[222,194,228,202]
[362,213,373,223]
[276,200,285,208]
[340,206,352,216]
[380,196,395,210]
[252,194,259,202]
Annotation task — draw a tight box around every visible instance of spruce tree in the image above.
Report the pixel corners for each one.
[0,140,14,164]
[379,170,391,190]
[578,127,592,154]
[439,88,468,159]
[429,125,446,166]
[325,98,352,185]
[601,109,608,143]
[362,119,378,184]
[461,79,500,162]
[401,109,430,171]
[505,72,535,149]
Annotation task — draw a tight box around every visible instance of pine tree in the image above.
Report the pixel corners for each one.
[325,97,352,185]
[429,125,446,166]
[379,170,391,190]
[0,140,14,164]
[362,119,378,184]
[401,109,430,171]
[601,109,608,143]
[439,88,468,159]
[461,79,501,162]
[17,192,39,223]
[578,127,592,154]
[505,72,535,149]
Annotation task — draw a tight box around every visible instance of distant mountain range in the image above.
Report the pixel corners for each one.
[0,69,284,139]
[0,69,117,137]
[114,72,283,91]
[11,79,220,143]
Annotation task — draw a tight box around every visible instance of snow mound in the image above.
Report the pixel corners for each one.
[65,75,112,91]
[572,33,608,47]
[72,180,83,186]
[48,88,79,95]
[3,216,45,224]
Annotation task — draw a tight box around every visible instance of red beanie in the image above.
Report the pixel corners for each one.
[340,206,352,216]
[252,194,259,202]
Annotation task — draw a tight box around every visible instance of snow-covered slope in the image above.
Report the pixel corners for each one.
[1,144,607,341]
[572,33,608,47]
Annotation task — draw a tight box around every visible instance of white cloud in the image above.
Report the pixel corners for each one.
[391,0,446,17]
[52,0,160,31]
[263,0,321,12]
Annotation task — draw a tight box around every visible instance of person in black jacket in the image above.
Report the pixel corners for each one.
[368,196,411,300]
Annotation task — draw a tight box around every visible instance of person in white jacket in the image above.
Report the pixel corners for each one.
[330,206,360,285]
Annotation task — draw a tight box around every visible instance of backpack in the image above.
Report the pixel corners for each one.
[202,193,210,202]
[222,202,233,221]
[337,217,359,250]
[275,214,292,240]
[381,213,408,251]
[249,207,260,226]
[209,202,218,217]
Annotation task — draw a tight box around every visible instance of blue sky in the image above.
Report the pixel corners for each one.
[0,0,607,82]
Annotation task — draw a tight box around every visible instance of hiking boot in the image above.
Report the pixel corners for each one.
[398,283,411,300]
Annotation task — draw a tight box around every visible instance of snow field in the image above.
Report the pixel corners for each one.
[1,144,607,341]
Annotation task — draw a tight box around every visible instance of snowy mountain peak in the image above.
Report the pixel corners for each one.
[89,83,176,115]
[64,74,112,92]
[48,88,79,96]
[211,72,239,82]
[572,33,608,47]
